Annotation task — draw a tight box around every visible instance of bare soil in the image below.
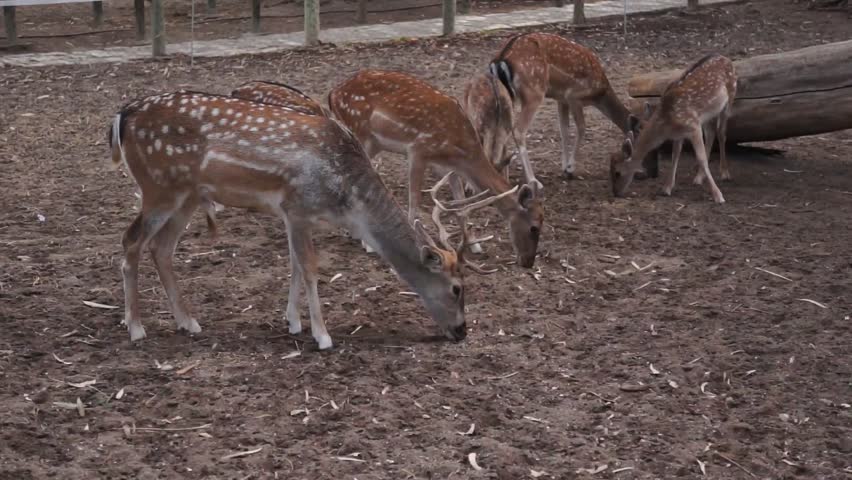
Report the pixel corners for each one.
[0,0,571,54]
[1,1,851,478]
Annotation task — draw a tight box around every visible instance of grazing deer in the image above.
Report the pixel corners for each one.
[107,91,507,349]
[230,80,327,116]
[610,54,737,203]
[328,69,544,268]
[463,73,515,178]
[488,32,640,187]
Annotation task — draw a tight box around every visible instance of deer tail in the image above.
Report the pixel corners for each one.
[489,60,516,102]
[107,112,126,171]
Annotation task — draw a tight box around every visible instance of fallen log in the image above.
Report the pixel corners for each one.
[627,40,852,143]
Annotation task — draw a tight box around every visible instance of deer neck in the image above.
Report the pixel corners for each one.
[346,172,430,285]
[598,87,632,133]
[629,119,667,172]
[458,157,521,218]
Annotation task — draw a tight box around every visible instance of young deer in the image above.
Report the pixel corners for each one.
[463,72,515,178]
[230,80,327,116]
[108,91,506,349]
[328,69,544,268]
[610,54,737,203]
[488,32,639,187]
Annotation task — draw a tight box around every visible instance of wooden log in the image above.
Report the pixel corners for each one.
[356,0,367,24]
[151,0,165,56]
[3,6,16,45]
[627,40,852,143]
[442,0,455,35]
[92,1,103,27]
[133,0,144,40]
[251,0,260,33]
[304,0,319,45]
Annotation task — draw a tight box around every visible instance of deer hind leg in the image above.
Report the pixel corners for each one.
[718,109,732,181]
[284,220,304,334]
[448,173,483,254]
[688,128,725,204]
[121,203,178,341]
[148,199,201,335]
[287,222,332,349]
[661,140,684,197]
[513,94,545,190]
[693,122,717,186]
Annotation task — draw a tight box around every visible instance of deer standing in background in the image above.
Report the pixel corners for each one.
[488,32,641,187]
[107,91,507,349]
[610,54,737,203]
[328,69,544,268]
[463,72,515,179]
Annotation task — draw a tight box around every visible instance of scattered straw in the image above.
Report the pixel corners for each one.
[754,267,793,282]
[796,298,827,309]
[221,446,263,461]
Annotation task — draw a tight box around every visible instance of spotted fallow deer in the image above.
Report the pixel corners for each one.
[463,73,515,178]
[610,54,737,203]
[107,91,508,349]
[328,69,544,268]
[488,32,641,187]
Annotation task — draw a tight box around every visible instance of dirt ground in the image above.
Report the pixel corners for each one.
[0,0,569,54]
[1,1,851,478]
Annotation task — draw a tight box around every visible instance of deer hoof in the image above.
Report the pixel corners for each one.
[316,334,333,350]
[128,323,147,342]
[179,318,202,333]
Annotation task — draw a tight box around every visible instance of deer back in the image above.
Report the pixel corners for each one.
[657,54,737,129]
[231,81,327,117]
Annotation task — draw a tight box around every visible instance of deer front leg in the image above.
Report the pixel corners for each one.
[284,221,304,334]
[558,101,585,178]
[288,222,332,350]
[449,173,482,254]
[660,140,683,196]
[407,156,427,222]
[148,201,202,335]
[688,128,725,204]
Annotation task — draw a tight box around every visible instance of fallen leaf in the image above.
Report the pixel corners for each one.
[468,453,484,471]
[281,351,301,360]
[83,300,119,310]
[67,379,96,388]
[220,446,263,461]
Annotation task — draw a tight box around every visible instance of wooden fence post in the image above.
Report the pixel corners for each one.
[688,0,698,7]
[304,0,319,45]
[357,0,367,24]
[151,0,165,56]
[133,0,145,40]
[92,1,103,27]
[442,0,455,35]
[458,0,469,14]
[573,0,585,24]
[251,0,261,32]
[3,6,16,46]
[206,0,216,14]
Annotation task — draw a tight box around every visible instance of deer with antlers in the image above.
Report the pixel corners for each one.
[610,54,737,203]
[486,32,645,187]
[107,91,510,349]
[328,69,544,268]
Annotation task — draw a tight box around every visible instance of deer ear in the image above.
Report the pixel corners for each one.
[627,114,640,134]
[518,183,537,208]
[643,102,654,119]
[622,137,634,158]
[420,246,444,271]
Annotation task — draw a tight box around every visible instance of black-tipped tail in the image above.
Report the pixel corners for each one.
[489,60,516,102]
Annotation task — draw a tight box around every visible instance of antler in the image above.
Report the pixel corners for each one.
[423,171,514,274]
